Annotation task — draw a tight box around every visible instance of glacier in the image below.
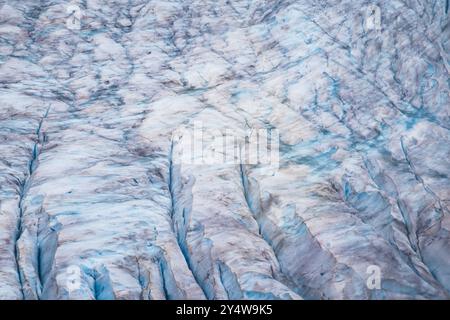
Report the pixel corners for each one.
[0,0,449,300]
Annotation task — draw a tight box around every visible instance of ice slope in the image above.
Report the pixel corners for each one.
[0,0,449,299]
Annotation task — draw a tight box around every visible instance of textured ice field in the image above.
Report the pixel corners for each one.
[0,0,449,299]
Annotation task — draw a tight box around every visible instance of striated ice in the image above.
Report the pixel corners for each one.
[0,0,449,300]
